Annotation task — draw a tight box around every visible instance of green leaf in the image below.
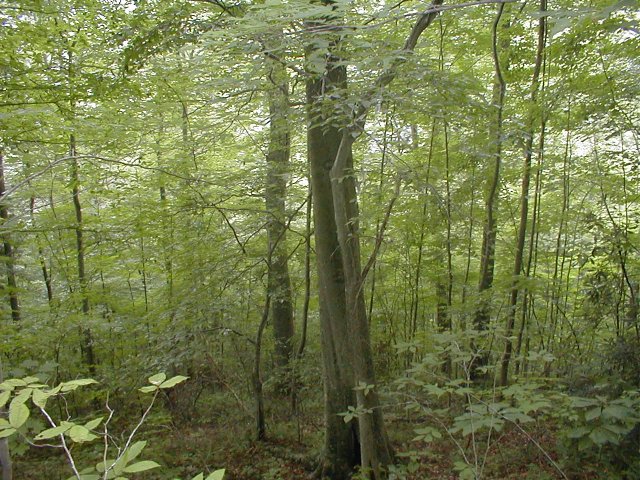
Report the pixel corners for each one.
[61,379,98,392]
[68,425,98,443]
[567,426,591,439]
[123,460,160,473]
[2,379,26,388]
[95,459,116,473]
[413,426,442,442]
[12,388,32,406]
[589,426,620,445]
[125,441,147,463]
[602,423,631,435]
[0,427,16,438]
[500,408,534,424]
[205,469,225,480]
[191,475,204,480]
[148,373,167,385]
[585,407,602,422]
[0,390,10,408]
[602,404,635,421]
[32,388,51,408]
[35,424,73,440]
[84,417,104,431]
[423,384,445,397]
[139,385,158,393]
[571,396,600,408]
[9,401,29,429]
[159,375,188,389]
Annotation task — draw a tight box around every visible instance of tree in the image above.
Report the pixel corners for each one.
[306,1,443,476]
[472,2,507,380]
[265,45,295,372]
[499,0,547,387]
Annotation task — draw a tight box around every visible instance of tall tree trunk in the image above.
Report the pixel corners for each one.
[66,45,95,373]
[0,149,20,323]
[367,112,391,326]
[546,98,572,366]
[265,54,294,370]
[307,63,361,477]
[70,135,96,373]
[515,123,545,376]
[499,0,546,386]
[472,3,506,380]
[411,121,435,345]
[330,128,394,479]
[306,2,442,477]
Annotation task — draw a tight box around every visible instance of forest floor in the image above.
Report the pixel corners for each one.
[13,400,606,480]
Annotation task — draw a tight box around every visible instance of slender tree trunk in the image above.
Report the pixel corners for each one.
[546,98,572,365]
[70,136,96,373]
[440,23,454,341]
[66,45,95,373]
[472,3,506,380]
[0,149,20,323]
[265,53,294,370]
[443,119,453,323]
[298,186,312,359]
[411,203,427,340]
[291,186,312,419]
[330,129,393,480]
[500,0,546,386]
[253,294,271,440]
[367,112,391,326]
[30,195,53,304]
[515,122,545,376]
[411,121,435,344]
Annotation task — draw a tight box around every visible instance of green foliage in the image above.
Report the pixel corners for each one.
[0,373,223,480]
[564,390,640,450]
[0,0,638,477]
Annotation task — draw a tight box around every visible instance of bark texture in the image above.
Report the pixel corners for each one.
[306,2,442,477]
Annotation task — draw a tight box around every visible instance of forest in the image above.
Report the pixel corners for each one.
[0,0,638,479]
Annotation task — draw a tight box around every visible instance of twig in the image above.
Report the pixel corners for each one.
[37,406,82,479]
